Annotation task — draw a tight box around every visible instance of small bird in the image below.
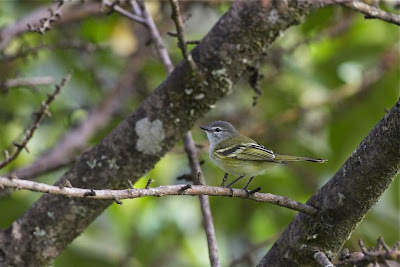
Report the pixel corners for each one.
[200,121,327,194]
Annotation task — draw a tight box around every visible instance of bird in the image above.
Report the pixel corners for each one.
[200,120,327,195]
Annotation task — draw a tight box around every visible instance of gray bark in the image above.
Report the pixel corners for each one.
[258,100,400,266]
[0,1,315,266]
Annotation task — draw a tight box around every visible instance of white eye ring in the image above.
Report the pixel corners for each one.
[215,127,221,132]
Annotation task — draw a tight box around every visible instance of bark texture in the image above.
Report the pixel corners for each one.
[0,1,314,266]
[258,100,400,266]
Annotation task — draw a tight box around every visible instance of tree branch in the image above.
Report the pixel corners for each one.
[0,40,102,62]
[27,0,65,34]
[0,176,316,214]
[1,76,54,93]
[5,45,146,182]
[336,0,400,26]
[183,133,220,267]
[258,100,400,266]
[0,73,71,169]
[140,0,174,73]
[103,0,147,25]
[336,237,400,266]
[313,251,334,267]
[138,0,219,264]
[0,1,102,51]
[168,0,198,72]
[0,1,321,265]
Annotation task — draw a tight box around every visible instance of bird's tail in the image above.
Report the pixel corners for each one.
[274,154,327,163]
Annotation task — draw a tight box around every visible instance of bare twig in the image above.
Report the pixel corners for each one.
[0,72,71,169]
[1,40,102,62]
[27,0,65,34]
[335,0,400,26]
[126,1,218,265]
[166,1,218,265]
[0,1,102,51]
[0,176,317,214]
[102,0,146,25]
[140,0,174,73]
[183,132,220,267]
[313,251,334,267]
[336,237,400,266]
[1,76,54,93]
[145,178,154,189]
[4,40,147,181]
[168,0,198,72]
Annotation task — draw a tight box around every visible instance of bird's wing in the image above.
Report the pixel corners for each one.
[215,141,276,162]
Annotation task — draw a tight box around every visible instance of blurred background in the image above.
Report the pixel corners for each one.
[0,1,399,266]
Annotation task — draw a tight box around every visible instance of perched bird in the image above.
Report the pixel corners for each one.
[200,120,327,194]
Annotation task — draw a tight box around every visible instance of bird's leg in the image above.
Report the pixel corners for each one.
[243,176,255,191]
[220,172,229,187]
[225,175,244,197]
[243,176,261,197]
[226,175,244,188]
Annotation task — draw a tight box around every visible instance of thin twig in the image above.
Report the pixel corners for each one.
[1,77,54,93]
[145,178,154,189]
[128,1,219,265]
[183,132,220,267]
[27,0,65,34]
[166,1,218,265]
[0,73,71,169]
[140,0,174,73]
[0,176,317,215]
[335,0,400,26]
[168,0,198,72]
[0,1,101,51]
[1,40,102,62]
[4,40,146,182]
[129,0,142,16]
[102,0,146,25]
[336,237,400,266]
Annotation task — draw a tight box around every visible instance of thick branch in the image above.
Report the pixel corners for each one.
[258,100,400,266]
[0,177,316,214]
[0,1,317,265]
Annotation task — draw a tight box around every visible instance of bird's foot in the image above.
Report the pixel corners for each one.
[243,186,261,197]
[223,185,234,197]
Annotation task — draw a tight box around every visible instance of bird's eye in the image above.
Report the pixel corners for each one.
[215,127,221,132]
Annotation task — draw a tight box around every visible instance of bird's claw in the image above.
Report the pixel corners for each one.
[243,187,261,197]
[223,185,234,197]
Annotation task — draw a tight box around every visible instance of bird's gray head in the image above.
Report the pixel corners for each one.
[200,120,239,147]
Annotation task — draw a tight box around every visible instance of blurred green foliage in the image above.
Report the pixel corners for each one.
[0,1,399,266]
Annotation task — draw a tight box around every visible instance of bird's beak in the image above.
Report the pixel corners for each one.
[200,126,210,131]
